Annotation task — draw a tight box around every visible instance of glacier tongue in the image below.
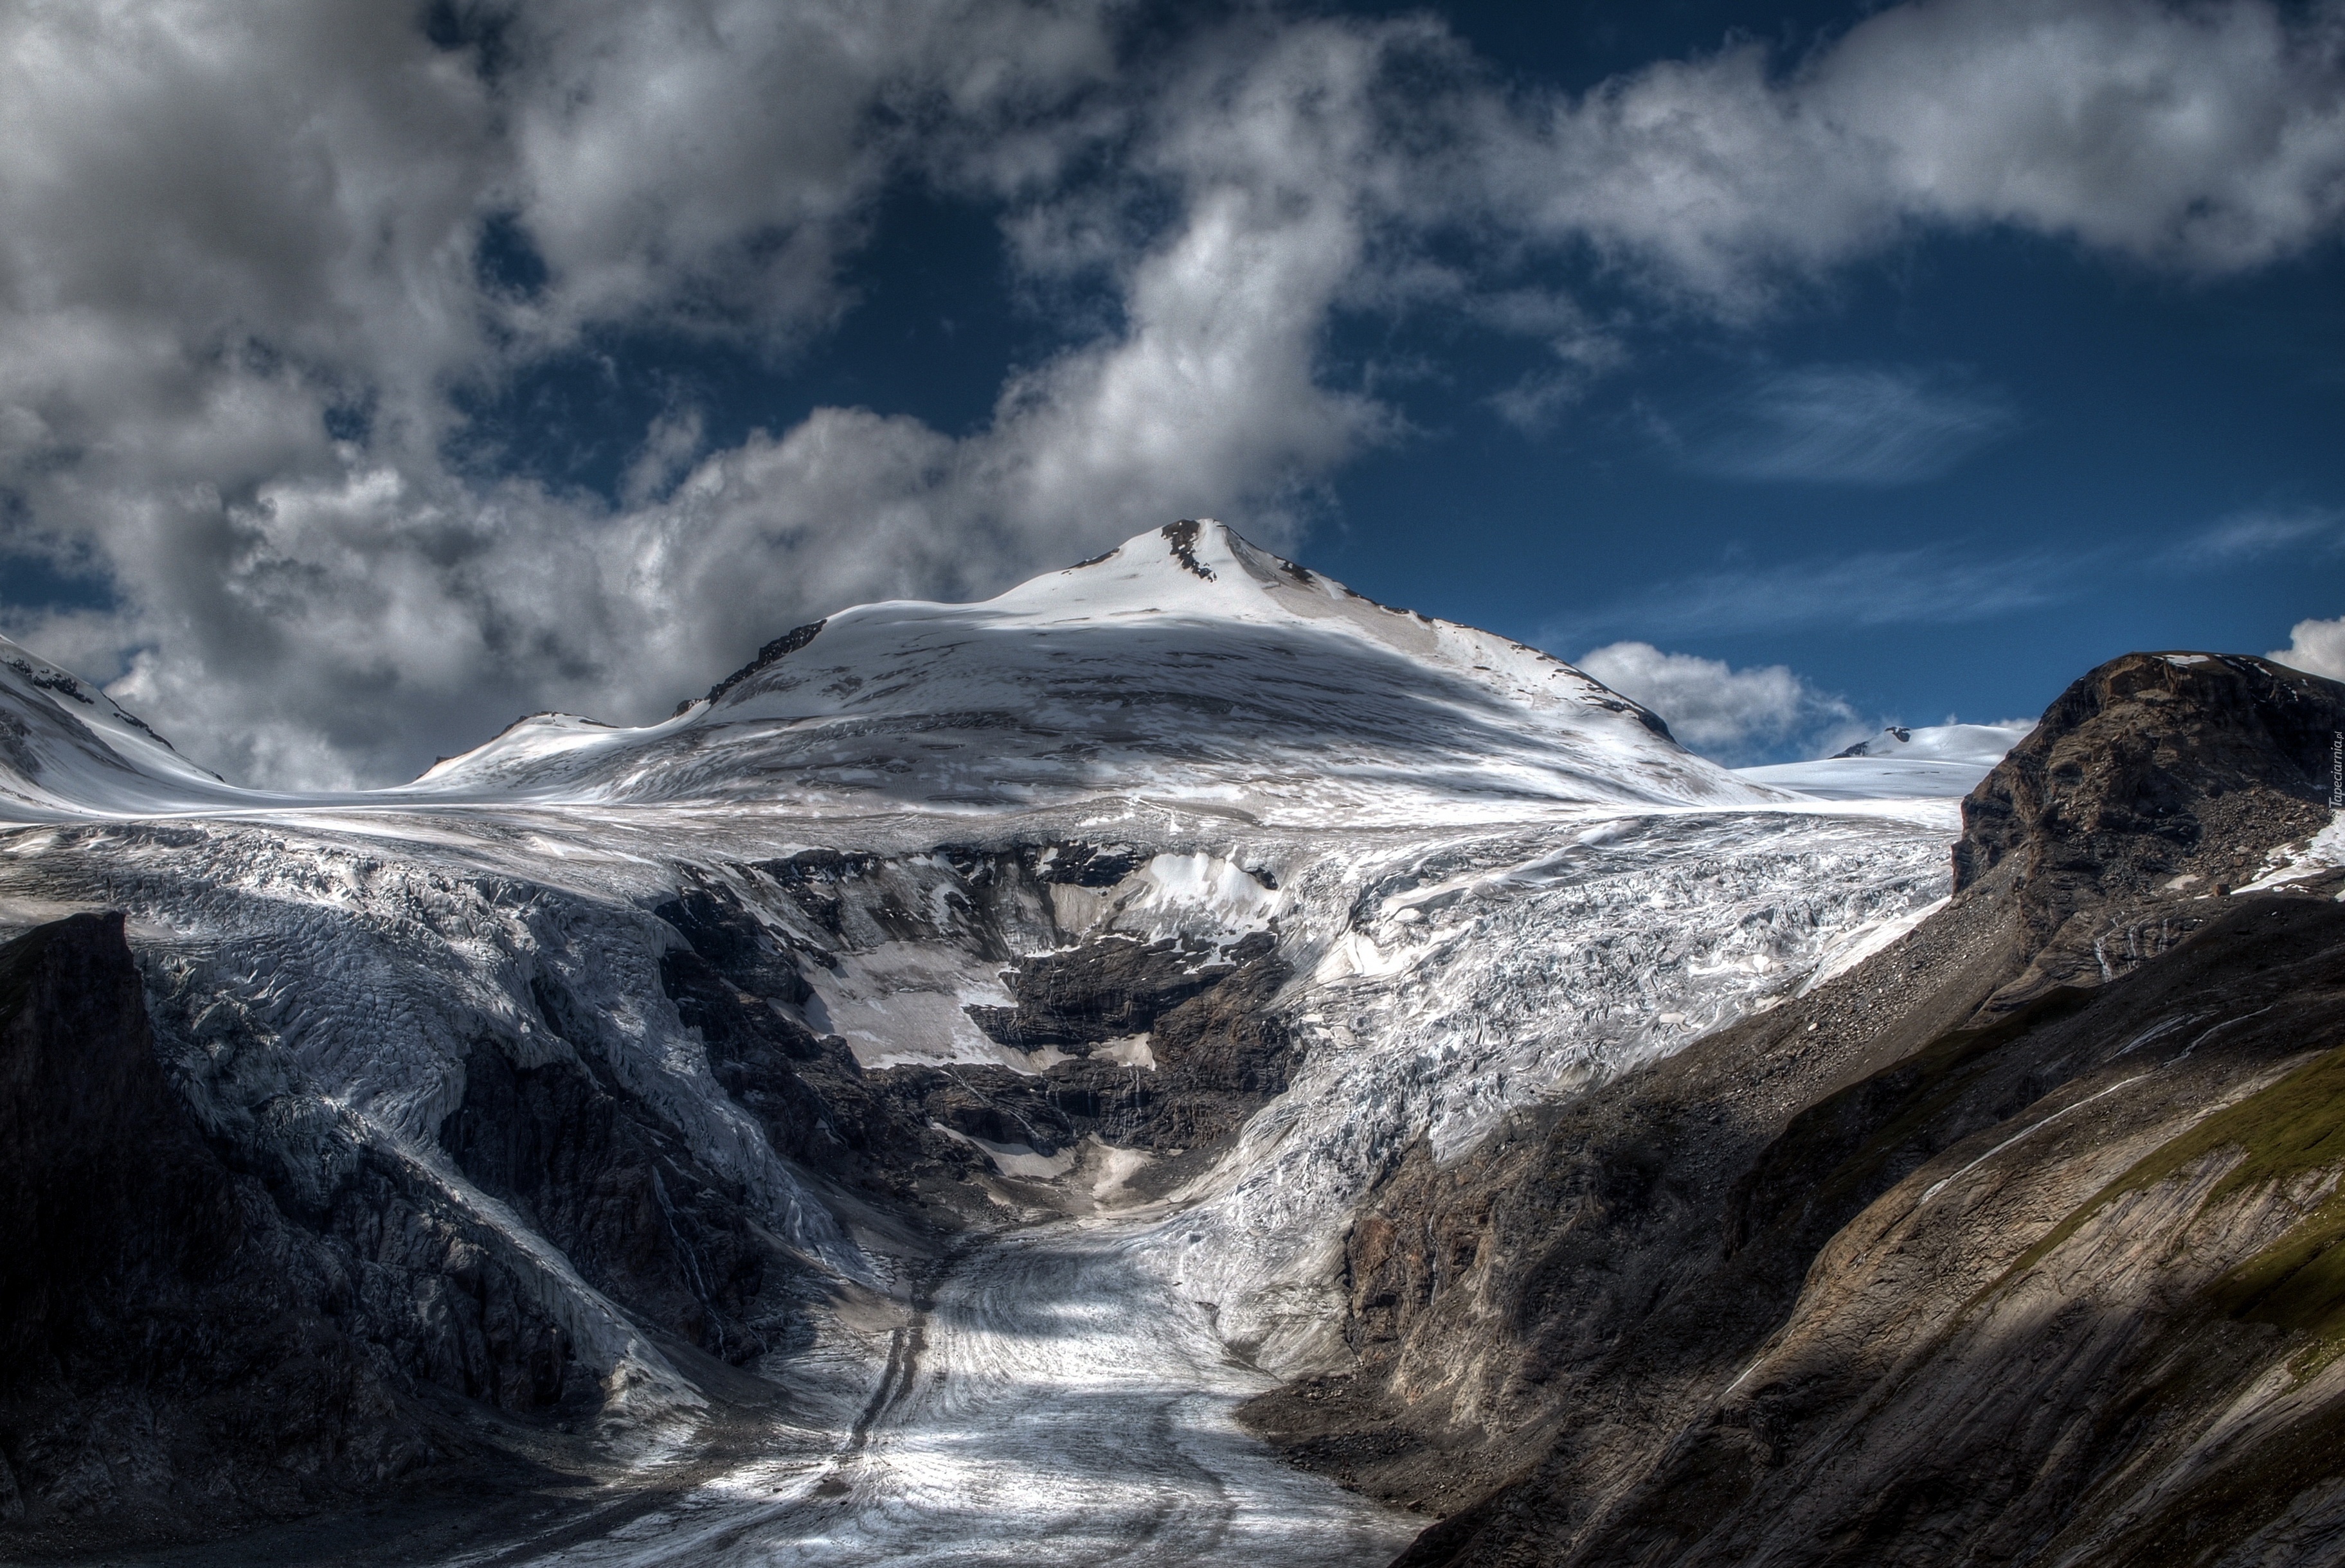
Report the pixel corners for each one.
[0,519,1964,1556]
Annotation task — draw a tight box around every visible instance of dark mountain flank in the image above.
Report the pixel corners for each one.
[0,914,438,1551]
[1241,652,2345,1568]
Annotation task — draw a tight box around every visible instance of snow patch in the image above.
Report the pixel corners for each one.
[2236,812,2345,894]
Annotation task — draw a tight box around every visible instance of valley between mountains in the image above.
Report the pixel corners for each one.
[2,521,2341,1567]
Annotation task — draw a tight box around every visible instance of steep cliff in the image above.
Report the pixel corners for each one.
[0,915,453,1552]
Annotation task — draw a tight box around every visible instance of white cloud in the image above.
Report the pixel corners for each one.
[0,6,1417,787]
[0,0,2341,785]
[1488,0,2345,310]
[2270,616,2345,680]
[1576,641,1868,765]
[1670,364,2017,485]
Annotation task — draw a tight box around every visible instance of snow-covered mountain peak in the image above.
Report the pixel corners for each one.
[697,519,1538,713]
[412,521,1779,821]
[0,522,1787,823]
[0,633,227,817]
[1831,721,2032,765]
[1737,718,2035,801]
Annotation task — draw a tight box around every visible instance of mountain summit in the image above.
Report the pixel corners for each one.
[409,520,1769,821]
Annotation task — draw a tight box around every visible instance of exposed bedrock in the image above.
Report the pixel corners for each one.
[1955,651,2342,1011]
[955,929,1299,1152]
[649,841,1305,1192]
[1241,651,2345,1567]
[442,1024,778,1365]
[0,914,586,1556]
[1360,895,2345,1568]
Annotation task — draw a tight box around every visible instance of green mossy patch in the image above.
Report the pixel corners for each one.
[1992,1039,2345,1358]
[1738,987,2094,1251]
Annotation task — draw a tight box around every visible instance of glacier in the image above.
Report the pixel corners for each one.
[0,521,1988,1562]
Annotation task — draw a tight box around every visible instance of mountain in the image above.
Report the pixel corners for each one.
[3,533,2336,1565]
[405,521,1767,820]
[1737,719,2034,799]
[1245,651,2345,1568]
[0,636,233,817]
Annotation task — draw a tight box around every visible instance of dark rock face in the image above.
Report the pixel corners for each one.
[656,884,816,1007]
[1372,896,2345,1568]
[1034,840,1151,889]
[651,844,1306,1201]
[1244,650,2345,1568]
[1952,652,2342,1009]
[1955,652,2341,894]
[701,618,828,708]
[442,1030,775,1364]
[1162,519,1216,579]
[651,892,955,1202]
[942,930,1298,1157]
[966,934,1235,1050]
[0,916,462,1549]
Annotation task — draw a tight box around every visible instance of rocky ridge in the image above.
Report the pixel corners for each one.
[0,913,583,1553]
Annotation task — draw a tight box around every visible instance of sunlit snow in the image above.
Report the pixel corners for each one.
[0,522,1975,1563]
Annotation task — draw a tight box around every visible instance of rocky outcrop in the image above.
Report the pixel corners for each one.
[942,931,1300,1156]
[652,844,1307,1206]
[965,933,1239,1051]
[1369,893,2345,1568]
[1954,652,2342,1010]
[1243,651,2345,1568]
[1536,896,2345,1568]
[442,1028,778,1364]
[0,915,478,1553]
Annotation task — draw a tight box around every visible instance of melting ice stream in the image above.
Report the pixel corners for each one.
[451,1216,1417,1567]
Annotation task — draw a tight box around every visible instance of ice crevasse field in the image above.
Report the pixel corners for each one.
[0,521,2025,1564]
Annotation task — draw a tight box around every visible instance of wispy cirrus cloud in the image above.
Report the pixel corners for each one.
[1657,364,2019,486]
[1546,544,2080,648]
[2163,505,2345,565]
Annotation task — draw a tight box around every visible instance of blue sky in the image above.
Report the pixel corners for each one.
[2,0,2341,785]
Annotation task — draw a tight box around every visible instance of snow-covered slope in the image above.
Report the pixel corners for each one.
[408,521,1777,823]
[0,634,237,817]
[1738,720,2033,801]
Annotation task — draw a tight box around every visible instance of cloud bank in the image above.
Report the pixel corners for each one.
[3,0,2342,784]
